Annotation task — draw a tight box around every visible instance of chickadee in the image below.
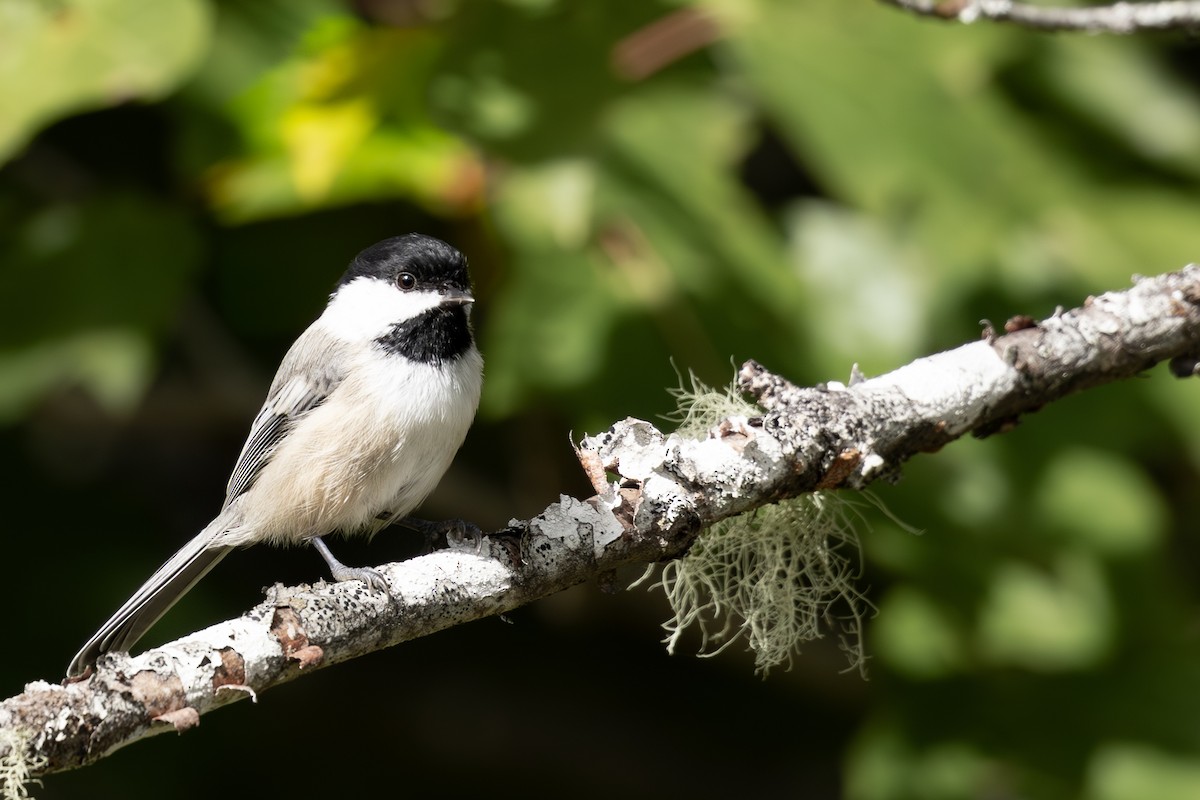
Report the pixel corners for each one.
[67,234,483,678]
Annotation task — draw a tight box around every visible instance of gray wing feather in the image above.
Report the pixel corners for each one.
[67,329,353,677]
[224,330,350,504]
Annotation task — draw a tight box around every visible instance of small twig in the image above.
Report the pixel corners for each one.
[611,7,721,80]
[879,0,1200,33]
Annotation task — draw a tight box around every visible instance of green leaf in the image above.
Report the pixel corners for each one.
[431,1,653,160]
[1041,35,1200,180]
[1086,744,1200,800]
[977,554,1114,671]
[716,0,1200,296]
[0,0,211,164]
[602,86,800,319]
[1035,447,1166,557]
[874,586,966,679]
[1,192,201,345]
[0,329,152,422]
[209,20,482,222]
[0,190,200,416]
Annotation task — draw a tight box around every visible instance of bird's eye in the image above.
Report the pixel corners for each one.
[397,272,417,291]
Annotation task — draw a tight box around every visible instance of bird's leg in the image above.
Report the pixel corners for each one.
[311,536,389,592]
[398,516,484,553]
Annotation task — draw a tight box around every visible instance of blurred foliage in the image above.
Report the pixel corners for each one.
[0,0,211,164]
[3,0,1200,797]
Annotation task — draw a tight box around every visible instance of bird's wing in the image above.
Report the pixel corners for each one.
[66,329,360,678]
[224,329,351,506]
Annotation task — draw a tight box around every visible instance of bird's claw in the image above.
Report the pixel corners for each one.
[444,519,484,552]
[312,536,389,593]
[400,517,484,553]
[330,564,390,593]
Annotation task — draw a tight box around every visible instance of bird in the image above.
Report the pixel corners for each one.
[67,233,484,678]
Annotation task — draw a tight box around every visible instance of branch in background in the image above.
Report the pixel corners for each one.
[611,7,720,80]
[4,265,1200,784]
[879,0,1200,33]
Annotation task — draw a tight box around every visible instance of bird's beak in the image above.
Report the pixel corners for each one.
[439,287,475,307]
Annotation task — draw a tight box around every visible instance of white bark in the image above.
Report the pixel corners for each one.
[879,0,1200,33]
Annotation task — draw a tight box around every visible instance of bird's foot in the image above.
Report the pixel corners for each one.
[311,536,389,592]
[399,517,484,553]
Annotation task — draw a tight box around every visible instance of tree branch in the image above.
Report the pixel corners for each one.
[4,265,1200,785]
[878,0,1200,33]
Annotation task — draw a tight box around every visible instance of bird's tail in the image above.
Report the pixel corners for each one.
[67,520,233,678]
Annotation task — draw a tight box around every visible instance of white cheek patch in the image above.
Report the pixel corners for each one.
[319,278,448,342]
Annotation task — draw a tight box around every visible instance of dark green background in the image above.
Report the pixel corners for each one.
[4,1,1200,797]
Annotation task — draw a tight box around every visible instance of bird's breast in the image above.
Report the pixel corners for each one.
[229,346,482,547]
